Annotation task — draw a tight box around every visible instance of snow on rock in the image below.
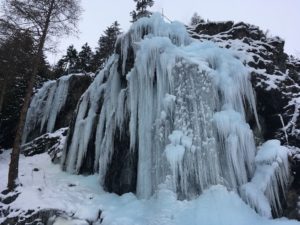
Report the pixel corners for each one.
[188,20,300,149]
[241,140,289,218]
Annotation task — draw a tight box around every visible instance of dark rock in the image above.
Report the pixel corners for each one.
[54,75,93,133]
[21,128,67,163]
[0,192,20,204]
[0,209,64,225]
[284,155,300,220]
[189,19,300,219]
[0,208,102,225]
[33,168,39,172]
[194,21,234,36]
[104,123,138,194]
[189,20,300,149]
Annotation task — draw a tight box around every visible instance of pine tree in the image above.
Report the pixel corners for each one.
[77,43,94,73]
[130,0,154,22]
[65,45,79,73]
[53,45,79,77]
[0,31,52,149]
[92,21,121,71]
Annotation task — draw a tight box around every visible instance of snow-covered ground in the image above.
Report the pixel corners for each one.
[0,150,299,225]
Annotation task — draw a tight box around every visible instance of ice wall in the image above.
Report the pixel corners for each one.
[61,14,289,217]
[22,74,76,143]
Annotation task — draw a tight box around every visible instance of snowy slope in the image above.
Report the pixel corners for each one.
[0,150,299,225]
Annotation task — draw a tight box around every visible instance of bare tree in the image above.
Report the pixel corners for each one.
[1,0,82,190]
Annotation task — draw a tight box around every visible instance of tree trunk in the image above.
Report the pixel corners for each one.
[0,77,8,114]
[7,0,55,191]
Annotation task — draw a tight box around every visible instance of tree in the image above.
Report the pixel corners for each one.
[130,0,154,22]
[0,30,34,121]
[53,45,79,77]
[77,43,94,73]
[190,13,205,26]
[92,21,121,71]
[1,0,82,190]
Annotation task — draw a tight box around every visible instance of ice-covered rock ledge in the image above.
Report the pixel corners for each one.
[22,73,93,144]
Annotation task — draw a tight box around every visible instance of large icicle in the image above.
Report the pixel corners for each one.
[61,13,289,217]
[22,73,93,144]
[240,140,289,218]
[22,76,70,143]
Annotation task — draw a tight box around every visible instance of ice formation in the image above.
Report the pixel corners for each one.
[240,140,289,218]
[22,75,71,144]
[61,14,289,217]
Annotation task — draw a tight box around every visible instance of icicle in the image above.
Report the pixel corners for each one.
[22,75,72,144]
[63,59,115,173]
[213,108,256,188]
[240,140,289,218]
[22,80,56,144]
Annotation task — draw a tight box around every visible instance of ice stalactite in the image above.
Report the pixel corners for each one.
[240,140,289,218]
[61,57,122,175]
[22,75,71,144]
[61,13,289,217]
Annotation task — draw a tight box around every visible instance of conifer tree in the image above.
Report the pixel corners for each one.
[92,21,121,71]
[130,0,154,22]
[53,45,79,77]
[0,32,35,148]
[77,43,94,73]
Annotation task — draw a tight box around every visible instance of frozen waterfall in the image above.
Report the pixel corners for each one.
[22,74,76,144]
[61,14,289,217]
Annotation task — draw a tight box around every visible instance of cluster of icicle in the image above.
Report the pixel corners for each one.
[240,140,289,218]
[22,75,71,144]
[61,13,289,217]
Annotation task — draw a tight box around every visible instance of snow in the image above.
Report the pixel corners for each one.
[0,151,298,225]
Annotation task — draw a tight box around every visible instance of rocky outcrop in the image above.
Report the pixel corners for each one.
[22,73,93,144]
[21,128,68,163]
[189,20,300,219]
[0,208,101,225]
[189,21,300,146]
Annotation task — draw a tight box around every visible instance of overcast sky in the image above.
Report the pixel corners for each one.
[48,0,300,65]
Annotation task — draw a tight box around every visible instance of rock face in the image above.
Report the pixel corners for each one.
[189,21,300,147]
[188,20,300,219]
[22,73,93,144]
[61,14,291,218]
[0,208,98,225]
[21,128,68,163]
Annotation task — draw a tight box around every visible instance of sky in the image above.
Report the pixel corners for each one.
[48,0,300,65]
